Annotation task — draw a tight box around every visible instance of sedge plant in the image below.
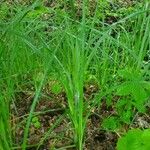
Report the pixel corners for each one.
[53,0,98,149]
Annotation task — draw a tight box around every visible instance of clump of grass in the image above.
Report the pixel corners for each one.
[0,0,149,150]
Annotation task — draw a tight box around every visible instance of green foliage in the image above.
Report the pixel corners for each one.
[86,72,99,85]
[0,96,11,150]
[34,72,45,87]
[103,67,150,128]
[51,82,62,94]
[117,129,150,150]
[0,0,149,150]
[94,0,143,23]
[102,116,120,130]
[102,99,133,129]
[116,68,150,113]
[0,2,9,20]
[26,4,49,18]
[113,68,150,125]
[116,99,132,124]
[32,116,41,129]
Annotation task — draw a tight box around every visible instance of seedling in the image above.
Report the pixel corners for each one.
[32,116,41,129]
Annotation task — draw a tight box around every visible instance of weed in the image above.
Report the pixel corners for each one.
[117,129,150,150]
[116,68,150,113]
[32,117,41,129]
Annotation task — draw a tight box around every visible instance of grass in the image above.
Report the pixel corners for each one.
[53,1,90,148]
[0,0,150,150]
